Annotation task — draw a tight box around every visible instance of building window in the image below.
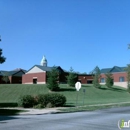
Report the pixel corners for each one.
[119,77,125,82]
[100,78,105,83]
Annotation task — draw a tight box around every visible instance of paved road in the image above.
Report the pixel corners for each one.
[0,106,130,130]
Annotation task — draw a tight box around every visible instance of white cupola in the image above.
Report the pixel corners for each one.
[40,55,47,66]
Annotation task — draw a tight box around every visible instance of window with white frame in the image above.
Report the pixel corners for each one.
[100,78,105,83]
[119,77,125,82]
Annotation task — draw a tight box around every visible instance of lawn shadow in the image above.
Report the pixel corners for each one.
[0,109,25,116]
[108,87,127,92]
[98,87,108,90]
[63,104,75,107]
[58,88,76,92]
[98,86,127,92]
[97,85,108,90]
[82,85,92,87]
[0,103,18,107]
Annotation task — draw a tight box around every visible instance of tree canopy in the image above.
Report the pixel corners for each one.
[0,37,6,64]
[47,66,59,91]
[125,64,130,92]
[92,66,101,88]
[66,67,77,87]
[105,72,113,88]
[0,49,6,64]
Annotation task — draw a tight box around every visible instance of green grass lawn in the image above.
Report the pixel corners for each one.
[0,84,130,107]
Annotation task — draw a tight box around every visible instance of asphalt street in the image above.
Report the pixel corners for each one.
[0,106,130,130]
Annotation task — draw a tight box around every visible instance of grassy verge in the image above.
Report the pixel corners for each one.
[0,84,49,103]
[60,84,129,106]
[0,84,130,108]
[59,103,130,113]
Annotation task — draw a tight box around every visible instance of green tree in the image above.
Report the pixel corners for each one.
[75,71,80,74]
[126,64,130,92]
[105,73,113,88]
[0,49,6,64]
[2,73,10,83]
[0,36,6,64]
[47,66,59,91]
[92,66,101,88]
[127,45,130,91]
[66,67,77,87]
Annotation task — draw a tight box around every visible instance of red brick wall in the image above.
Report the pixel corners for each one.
[22,72,46,84]
[100,72,127,82]
[100,74,106,78]
[78,75,93,84]
[113,73,127,82]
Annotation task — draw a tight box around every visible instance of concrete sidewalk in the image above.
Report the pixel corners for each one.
[2,107,64,115]
[3,101,130,115]
[20,108,61,115]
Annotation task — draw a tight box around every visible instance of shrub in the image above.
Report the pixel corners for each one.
[46,102,54,108]
[18,93,67,108]
[33,104,44,109]
[48,93,66,107]
[37,93,66,107]
[18,95,37,108]
[36,94,47,108]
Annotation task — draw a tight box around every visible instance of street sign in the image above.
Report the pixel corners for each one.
[83,89,86,105]
[75,82,81,91]
[83,89,86,93]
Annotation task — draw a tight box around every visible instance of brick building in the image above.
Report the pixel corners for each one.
[22,56,67,84]
[100,66,127,88]
[22,56,93,84]
[0,68,26,84]
[78,74,93,84]
[22,65,67,84]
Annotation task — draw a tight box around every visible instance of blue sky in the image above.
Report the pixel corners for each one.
[0,0,130,73]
